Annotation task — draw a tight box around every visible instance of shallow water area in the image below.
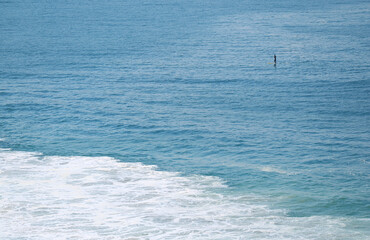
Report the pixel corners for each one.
[1,149,368,239]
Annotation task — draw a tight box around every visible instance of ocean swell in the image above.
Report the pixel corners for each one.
[0,149,367,239]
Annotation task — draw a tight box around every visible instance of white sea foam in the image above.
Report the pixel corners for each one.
[0,149,367,239]
[260,166,289,175]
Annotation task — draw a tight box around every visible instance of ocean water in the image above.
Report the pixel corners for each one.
[0,0,369,239]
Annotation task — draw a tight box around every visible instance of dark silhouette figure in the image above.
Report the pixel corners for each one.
[274,55,276,65]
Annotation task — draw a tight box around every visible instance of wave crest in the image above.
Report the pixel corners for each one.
[0,149,367,239]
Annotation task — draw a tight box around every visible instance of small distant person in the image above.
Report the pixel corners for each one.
[274,55,276,65]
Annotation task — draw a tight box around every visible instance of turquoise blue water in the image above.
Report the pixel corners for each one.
[1,0,369,238]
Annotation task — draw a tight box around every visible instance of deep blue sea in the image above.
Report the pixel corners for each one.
[1,0,369,239]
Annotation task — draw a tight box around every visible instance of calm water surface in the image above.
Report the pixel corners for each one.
[1,0,369,239]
